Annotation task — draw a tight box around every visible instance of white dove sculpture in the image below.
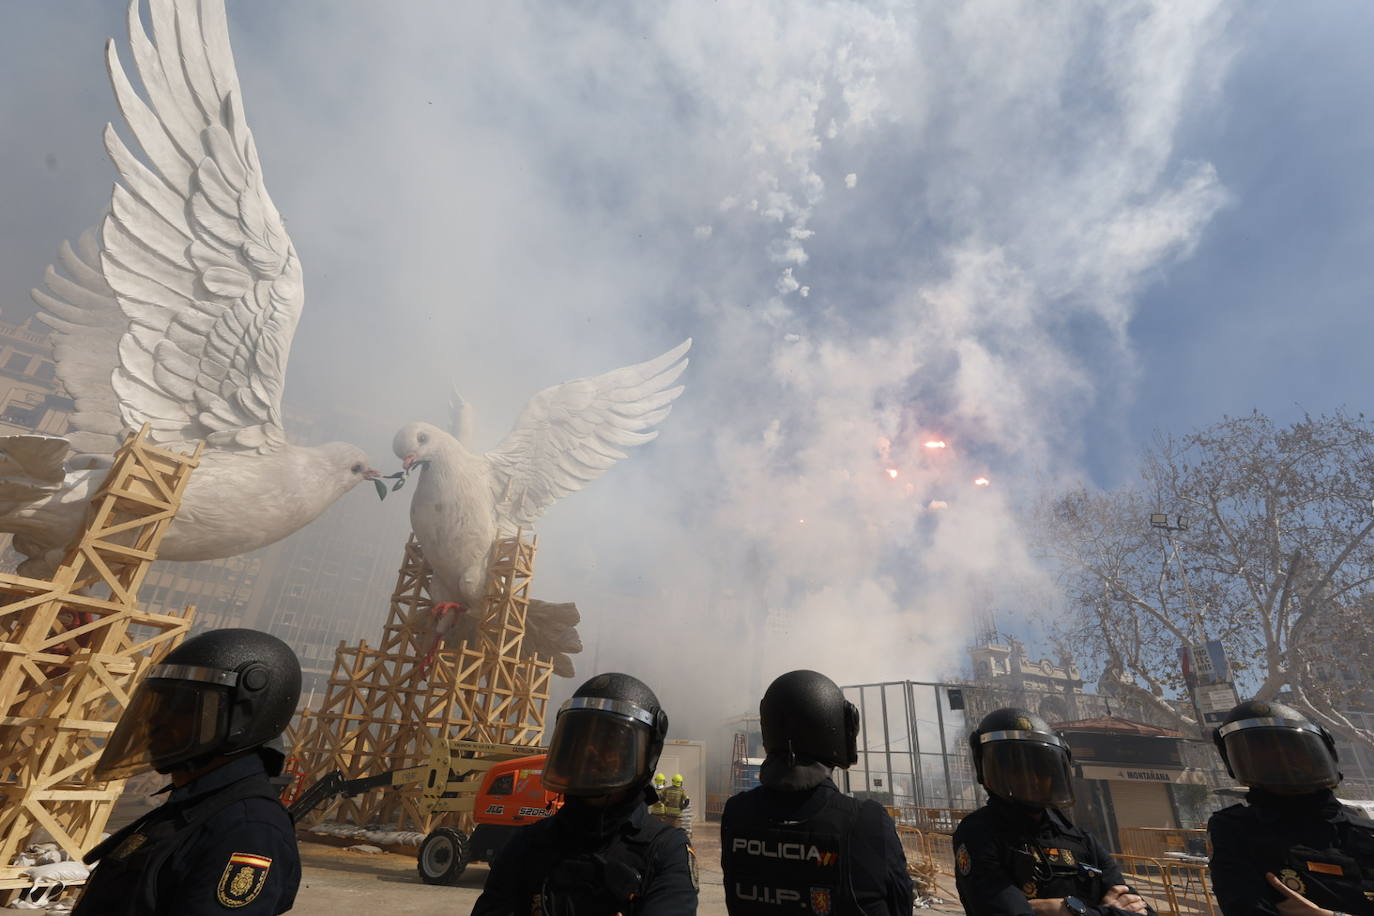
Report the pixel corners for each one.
[392,339,692,677]
[0,0,378,577]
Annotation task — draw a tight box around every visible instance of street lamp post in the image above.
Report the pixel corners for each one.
[1149,513,1209,736]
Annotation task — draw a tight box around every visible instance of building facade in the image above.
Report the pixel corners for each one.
[0,317,73,437]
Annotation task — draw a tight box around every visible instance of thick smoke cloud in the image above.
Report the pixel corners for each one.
[1,1,1234,734]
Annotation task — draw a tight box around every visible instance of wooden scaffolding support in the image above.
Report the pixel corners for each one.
[288,531,553,832]
[0,426,200,890]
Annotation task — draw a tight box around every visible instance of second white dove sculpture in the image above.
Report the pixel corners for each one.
[392,339,691,676]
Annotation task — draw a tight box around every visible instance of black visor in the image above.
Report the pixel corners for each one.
[980,730,1075,808]
[543,697,653,796]
[94,664,234,780]
[1220,718,1340,794]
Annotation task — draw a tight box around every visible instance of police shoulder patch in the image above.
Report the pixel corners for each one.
[956,843,972,876]
[112,833,147,861]
[217,852,272,908]
[1277,867,1305,895]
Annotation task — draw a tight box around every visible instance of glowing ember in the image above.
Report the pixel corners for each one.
[973,477,990,487]
[886,468,899,479]
[924,440,947,449]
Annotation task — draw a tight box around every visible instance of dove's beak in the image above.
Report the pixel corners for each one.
[363,468,381,480]
[402,454,417,470]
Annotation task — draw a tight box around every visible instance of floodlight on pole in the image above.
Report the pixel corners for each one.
[1150,513,1188,531]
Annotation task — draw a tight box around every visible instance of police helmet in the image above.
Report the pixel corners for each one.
[760,669,860,769]
[95,628,302,780]
[1213,699,1341,794]
[543,672,668,797]
[970,707,1075,808]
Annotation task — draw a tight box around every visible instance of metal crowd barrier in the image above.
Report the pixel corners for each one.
[886,805,976,834]
[1119,826,1211,860]
[1115,852,1218,916]
[895,824,959,901]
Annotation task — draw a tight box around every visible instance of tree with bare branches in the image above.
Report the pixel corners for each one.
[1040,410,1374,749]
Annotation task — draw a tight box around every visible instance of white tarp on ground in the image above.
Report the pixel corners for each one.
[5,842,89,911]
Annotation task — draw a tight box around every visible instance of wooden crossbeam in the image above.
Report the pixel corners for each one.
[287,531,553,833]
[0,426,199,892]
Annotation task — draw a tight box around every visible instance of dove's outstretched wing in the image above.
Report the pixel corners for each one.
[90,0,301,452]
[485,339,691,527]
[31,229,128,459]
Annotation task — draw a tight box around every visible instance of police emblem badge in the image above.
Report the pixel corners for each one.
[217,852,272,908]
[1015,716,1034,731]
[956,844,972,876]
[112,833,147,860]
[1022,881,1039,898]
[1278,868,1305,895]
[810,887,833,916]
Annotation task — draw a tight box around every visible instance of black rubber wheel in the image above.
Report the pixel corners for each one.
[417,827,469,885]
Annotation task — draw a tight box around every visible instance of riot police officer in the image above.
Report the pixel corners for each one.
[721,669,912,916]
[952,707,1152,916]
[74,628,303,915]
[1208,698,1374,915]
[472,672,698,916]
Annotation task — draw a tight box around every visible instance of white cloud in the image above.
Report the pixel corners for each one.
[844,173,858,189]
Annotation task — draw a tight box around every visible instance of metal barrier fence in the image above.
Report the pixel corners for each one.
[889,814,1218,916]
[896,825,958,901]
[1115,852,1218,916]
[1119,826,1211,860]
[888,805,975,835]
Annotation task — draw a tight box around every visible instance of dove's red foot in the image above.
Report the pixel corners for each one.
[430,601,467,623]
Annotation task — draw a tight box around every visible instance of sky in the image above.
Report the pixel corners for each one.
[2,1,1373,736]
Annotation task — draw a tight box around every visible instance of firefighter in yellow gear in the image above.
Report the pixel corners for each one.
[650,772,668,816]
[660,773,691,837]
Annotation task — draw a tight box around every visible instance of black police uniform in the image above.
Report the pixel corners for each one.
[952,794,1143,916]
[720,775,913,916]
[73,753,300,916]
[471,790,697,916]
[1208,788,1374,915]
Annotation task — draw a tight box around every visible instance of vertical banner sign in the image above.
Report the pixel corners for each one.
[1180,640,1237,724]
[1204,640,1231,683]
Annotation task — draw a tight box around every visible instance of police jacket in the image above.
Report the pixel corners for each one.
[720,773,912,916]
[952,794,1148,916]
[471,789,698,916]
[1208,788,1374,915]
[73,753,300,916]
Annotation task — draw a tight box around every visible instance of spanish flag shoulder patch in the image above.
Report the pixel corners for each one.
[217,852,272,908]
